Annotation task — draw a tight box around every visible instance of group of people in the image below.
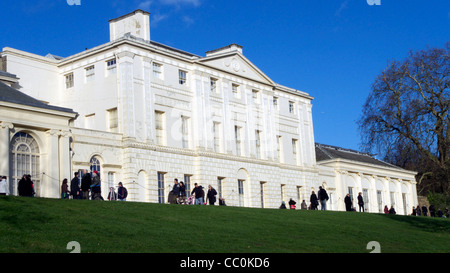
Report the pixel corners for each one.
[61,170,128,201]
[344,192,367,212]
[280,186,330,210]
[411,204,449,218]
[168,178,226,206]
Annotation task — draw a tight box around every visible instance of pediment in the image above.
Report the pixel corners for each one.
[198,52,275,85]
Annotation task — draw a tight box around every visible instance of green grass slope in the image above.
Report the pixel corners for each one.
[0,196,448,253]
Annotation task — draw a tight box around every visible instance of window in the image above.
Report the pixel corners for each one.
[235,126,242,156]
[210,78,217,93]
[297,186,303,203]
[158,172,165,204]
[181,116,190,149]
[252,90,259,103]
[107,108,118,133]
[255,130,262,159]
[232,84,239,98]
[402,193,407,215]
[390,192,395,207]
[90,157,101,175]
[363,188,369,210]
[184,175,192,197]
[292,139,298,165]
[213,122,221,153]
[273,97,279,110]
[179,70,187,85]
[281,184,286,203]
[348,187,354,205]
[153,62,162,79]
[85,113,95,130]
[277,135,283,162]
[85,66,95,81]
[65,73,74,89]
[217,177,224,199]
[107,59,117,74]
[155,111,165,145]
[108,172,115,191]
[377,190,383,213]
[238,180,245,207]
[260,182,266,208]
[11,132,40,196]
[289,101,295,114]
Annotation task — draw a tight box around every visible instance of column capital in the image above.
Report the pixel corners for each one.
[0,122,14,130]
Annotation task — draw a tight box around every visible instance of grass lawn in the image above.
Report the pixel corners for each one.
[0,196,449,253]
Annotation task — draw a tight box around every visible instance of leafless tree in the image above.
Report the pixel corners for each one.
[358,43,449,195]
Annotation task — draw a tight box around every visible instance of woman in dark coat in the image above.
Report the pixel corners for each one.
[207,185,217,205]
[310,191,319,210]
[18,174,34,197]
[344,194,353,211]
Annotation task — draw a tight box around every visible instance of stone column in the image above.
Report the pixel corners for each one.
[117,51,136,140]
[0,122,13,193]
[44,129,60,198]
[59,130,72,186]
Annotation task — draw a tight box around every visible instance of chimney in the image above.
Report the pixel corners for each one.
[109,9,150,42]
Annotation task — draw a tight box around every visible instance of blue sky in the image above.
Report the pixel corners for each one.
[1,0,449,152]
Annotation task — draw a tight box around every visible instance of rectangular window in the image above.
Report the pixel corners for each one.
[184,175,192,197]
[235,126,242,156]
[238,180,245,207]
[232,83,239,98]
[281,184,286,203]
[255,130,261,159]
[85,65,95,81]
[348,187,354,205]
[252,90,259,103]
[85,113,95,130]
[297,186,303,203]
[107,59,117,74]
[260,182,266,208]
[292,138,298,165]
[158,172,165,204]
[377,190,383,213]
[65,73,74,89]
[273,97,279,110]
[179,70,187,85]
[213,122,221,153]
[289,101,295,114]
[217,177,224,199]
[155,111,165,145]
[107,108,118,133]
[153,62,162,79]
[363,188,369,209]
[210,78,217,93]
[390,192,395,207]
[181,116,190,149]
[277,135,283,162]
[108,172,115,191]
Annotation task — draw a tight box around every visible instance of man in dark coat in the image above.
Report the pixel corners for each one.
[421,205,428,216]
[191,183,204,205]
[344,194,353,211]
[70,172,81,199]
[80,170,92,199]
[357,192,365,212]
[310,191,319,210]
[317,186,329,210]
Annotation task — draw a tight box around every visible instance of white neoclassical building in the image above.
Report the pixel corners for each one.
[0,10,418,214]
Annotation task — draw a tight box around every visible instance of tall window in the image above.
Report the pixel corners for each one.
[107,59,117,75]
[232,84,239,98]
[255,130,262,159]
[252,90,259,104]
[402,193,407,215]
[181,116,190,148]
[377,190,383,213]
[213,122,221,153]
[210,78,218,93]
[277,135,283,162]
[155,111,165,145]
[107,108,118,133]
[348,187,354,205]
[289,101,295,114]
[238,180,245,207]
[390,192,395,207]
[292,139,298,165]
[153,62,163,80]
[281,184,286,203]
[260,182,266,208]
[11,132,40,196]
[179,70,187,85]
[184,175,192,197]
[217,177,224,199]
[108,172,115,191]
[65,73,74,89]
[235,126,242,156]
[363,188,369,211]
[85,65,95,82]
[273,97,279,110]
[158,172,165,204]
[297,186,303,203]
[90,157,101,175]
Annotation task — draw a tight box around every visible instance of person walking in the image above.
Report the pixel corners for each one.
[357,192,365,212]
[117,182,128,201]
[178,181,186,204]
[90,170,102,200]
[206,185,217,205]
[0,176,9,196]
[108,187,118,201]
[70,172,81,200]
[317,186,329,210]
[288,198,296,210]
[61,179,70,199]
[191,183,204,205]
[171,179,180,204]
[416,205,421,216]
[310,191,319,210]
[344,193,353,212]
[421,205,428,216]
[429,204,436,217]
[80,170,91,200]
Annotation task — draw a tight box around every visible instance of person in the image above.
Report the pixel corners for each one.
[344,193,353,212]
[117,182,128,201]
[108,187,118,201]
[0,176,9,196]
[301,200,308,210]
[357,192,365,212]
[171,179,180,204]
[384,205,389,214]
[90,170,103,200]
[279,201,287,209]
[61,178,70,199]
[70,172,81,199]
[191,183,204,205]
[421,205,428,216]
[288,198,296,209]
[80,169,91,200]
[178,181,186,204]
[437,209,443,218]
[219,197,226,206]
[18,174,34,197]
[429,204,436,217]
[416,205,421,216]
[389,205,396,215]
[317,186,329,210]
[445,208,449,218]
[206,185,217,205]
[412,206,417,216]
[310,191,319,210]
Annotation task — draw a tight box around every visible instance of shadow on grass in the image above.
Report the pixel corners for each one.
[381,214,450,233]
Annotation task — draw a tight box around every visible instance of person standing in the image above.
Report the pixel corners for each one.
[429,204,436,217]
[0,176,9,196]
[357,192,365,212]
[288,198,297,210]
[191,183,204,205]
[421,205,428,216]
[206,185,217,205]
[310,191,319,210]
[344,193,353,212]
[61,179,70,199]
[70,172,81,200]
[117,182,128,201]
[317,186,329,211]
[108,187,118,201]
[301,200,308,210]
[90,170,102,200]
[80,170,91,200]
[171,179,180,204]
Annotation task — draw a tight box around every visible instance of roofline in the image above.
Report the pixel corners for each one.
[108,9,150,23]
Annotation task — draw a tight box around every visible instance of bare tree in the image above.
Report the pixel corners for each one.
[358,43,449,195]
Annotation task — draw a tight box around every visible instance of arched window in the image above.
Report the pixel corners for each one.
[90,156,101,175]
[11,132,40,196]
